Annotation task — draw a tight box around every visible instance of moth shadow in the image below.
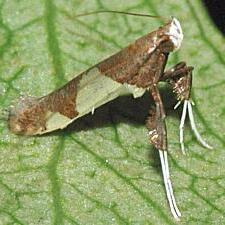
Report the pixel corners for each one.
[53,86,181,173]
[66,86,180,132]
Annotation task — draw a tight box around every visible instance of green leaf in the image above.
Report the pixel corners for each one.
[0,0,224,224]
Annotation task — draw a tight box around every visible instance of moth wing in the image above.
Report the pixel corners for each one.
[42,67,128,134]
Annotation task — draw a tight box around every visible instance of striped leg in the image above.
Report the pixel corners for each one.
[162,62,212,154]
[146,86,181,220]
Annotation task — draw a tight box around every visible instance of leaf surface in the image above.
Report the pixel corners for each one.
[0,0,224,224]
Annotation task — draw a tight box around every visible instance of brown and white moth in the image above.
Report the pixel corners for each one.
[7,12,212,220]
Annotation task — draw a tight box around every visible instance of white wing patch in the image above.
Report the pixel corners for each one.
[123,84,146,98]
[76,68,126,117]
[45,112,72,132]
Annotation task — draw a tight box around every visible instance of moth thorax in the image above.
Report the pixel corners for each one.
[167,17,183,51]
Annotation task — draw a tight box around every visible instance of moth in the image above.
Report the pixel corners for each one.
[7,11,212,220]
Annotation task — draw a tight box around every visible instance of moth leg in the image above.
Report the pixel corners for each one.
[162,62,212,154]
[146,86,181,220]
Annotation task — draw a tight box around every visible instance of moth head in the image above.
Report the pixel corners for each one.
[166,17,183,51]
[8,96,46,135]
[157,17,183,53]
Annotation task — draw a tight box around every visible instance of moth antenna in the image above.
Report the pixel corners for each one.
[74,10,167,22]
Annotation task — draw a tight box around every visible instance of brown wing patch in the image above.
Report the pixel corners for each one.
[8,97,47,135]
[97,30,169,88]
[43,77,79,119]
[8,77,80,135]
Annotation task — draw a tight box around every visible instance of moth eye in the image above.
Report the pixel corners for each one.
[176,27,181,34]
